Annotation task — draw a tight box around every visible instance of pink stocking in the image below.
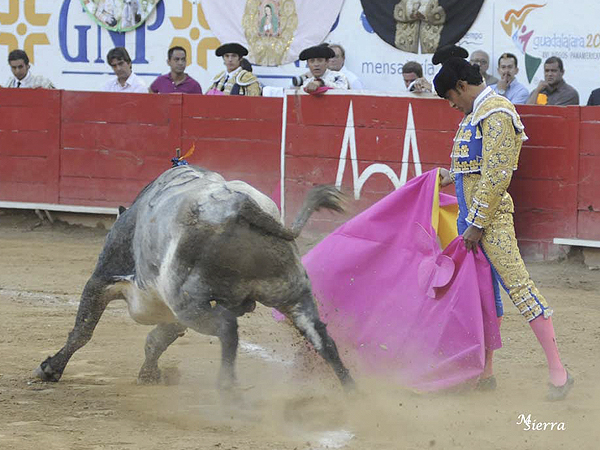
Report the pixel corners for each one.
[529,316,567,386]
[482,316,503,378]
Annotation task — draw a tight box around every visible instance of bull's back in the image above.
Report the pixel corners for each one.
[132,166,292,284]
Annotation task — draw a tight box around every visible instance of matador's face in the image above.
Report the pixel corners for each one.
[308,58,328,78]
[444,82,473,115]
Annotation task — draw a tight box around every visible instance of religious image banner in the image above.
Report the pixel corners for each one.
[200,0,344,66]
[361,0,484,54]
[80,0,162,32]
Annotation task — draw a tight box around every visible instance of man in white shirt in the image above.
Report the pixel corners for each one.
[328,44,364,90]
[490,53,529,104]
[300,44,349,93]
[103,47,147,93]
[5,49,54,89]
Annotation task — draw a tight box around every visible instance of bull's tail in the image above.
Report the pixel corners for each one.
[239,185,345,241]
[290,185,346,238]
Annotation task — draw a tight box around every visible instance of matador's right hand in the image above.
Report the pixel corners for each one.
[439,168,453,187]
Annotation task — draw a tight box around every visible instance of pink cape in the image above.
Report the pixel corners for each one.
[205,88,225,96]
[302,169,501,391]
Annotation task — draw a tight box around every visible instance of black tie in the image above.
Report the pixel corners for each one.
[220,75,229,91]
[17,81,21,88]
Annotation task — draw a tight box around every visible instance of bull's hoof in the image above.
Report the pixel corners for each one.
[161,367,181,386]
[343,378,357,394]
[218,384,246,407]
[137,367,162,385]
[34,357,62,382]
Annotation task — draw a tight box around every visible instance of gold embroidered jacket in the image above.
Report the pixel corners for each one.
[210,68,262,96]
[451,91,527,228]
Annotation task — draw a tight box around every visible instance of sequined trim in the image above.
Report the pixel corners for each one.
[478,212,552,321]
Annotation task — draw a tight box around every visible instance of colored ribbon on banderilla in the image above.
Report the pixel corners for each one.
[171,143,196,167]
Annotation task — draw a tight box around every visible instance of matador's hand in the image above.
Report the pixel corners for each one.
[304,81,321,93]
[462,225,483,254]
[439,168,453,187]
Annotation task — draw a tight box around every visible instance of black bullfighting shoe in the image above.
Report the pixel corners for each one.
[546,370,574,401]
[475,375,497,391]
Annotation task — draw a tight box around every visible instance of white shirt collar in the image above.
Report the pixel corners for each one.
[13,71,32,87]
[117,72,136,87]
[321,69,333,79]
[226,66,243,77]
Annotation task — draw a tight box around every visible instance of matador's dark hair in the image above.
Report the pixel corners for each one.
[432,45,483,98]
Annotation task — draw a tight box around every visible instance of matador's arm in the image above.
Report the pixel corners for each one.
[466,112,519,228]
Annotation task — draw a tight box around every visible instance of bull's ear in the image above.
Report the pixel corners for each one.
[118,206,127,215]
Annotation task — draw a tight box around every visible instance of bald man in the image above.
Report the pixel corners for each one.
[470,50,498,86]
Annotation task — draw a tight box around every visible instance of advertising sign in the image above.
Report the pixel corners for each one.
[1,1,599,103]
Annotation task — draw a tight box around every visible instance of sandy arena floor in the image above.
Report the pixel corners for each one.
[0,210,599,450]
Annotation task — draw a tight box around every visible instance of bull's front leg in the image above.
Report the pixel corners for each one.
[34,276,113,382]
[287,292,355,391]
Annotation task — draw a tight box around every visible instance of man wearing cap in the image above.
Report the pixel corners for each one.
[432,45,573,401]
[208,43,261,96]
[299,44,349,93]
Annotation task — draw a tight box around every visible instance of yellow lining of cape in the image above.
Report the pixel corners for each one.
[432,168,459,249]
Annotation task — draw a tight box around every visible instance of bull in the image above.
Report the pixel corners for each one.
[35,166,354,392]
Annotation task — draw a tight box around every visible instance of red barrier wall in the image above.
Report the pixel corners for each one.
[510,105,581,258]
[57,93,282,207]
[578,107,600,240]
[0,89,60,203]
[284,94,461,230]
[0,90,598,259]
[60,91,182,207]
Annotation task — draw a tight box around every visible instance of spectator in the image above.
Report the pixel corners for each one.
[587,87,600,106]
[299,44,349,93]
[328,44,364,90]
[208,43,261,96]
[4,49,54,89]
[470,50,498,86]
[489,53,529,104]
[150,46,202,94]
[103,47,147,93]
[526,56,579,106]
[401,61,432,93]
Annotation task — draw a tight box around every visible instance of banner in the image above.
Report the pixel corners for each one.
[1,0,599,102]
[200,0,344,65]
[360,0,484,54]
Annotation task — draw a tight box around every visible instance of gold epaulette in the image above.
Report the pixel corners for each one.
[211,70,226,83]
[235,70,259,87]
[471,94,525,133]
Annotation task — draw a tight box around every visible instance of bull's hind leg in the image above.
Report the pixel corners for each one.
[138,322,188,384]
[35,276,115,382]
[287,292,355,390]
